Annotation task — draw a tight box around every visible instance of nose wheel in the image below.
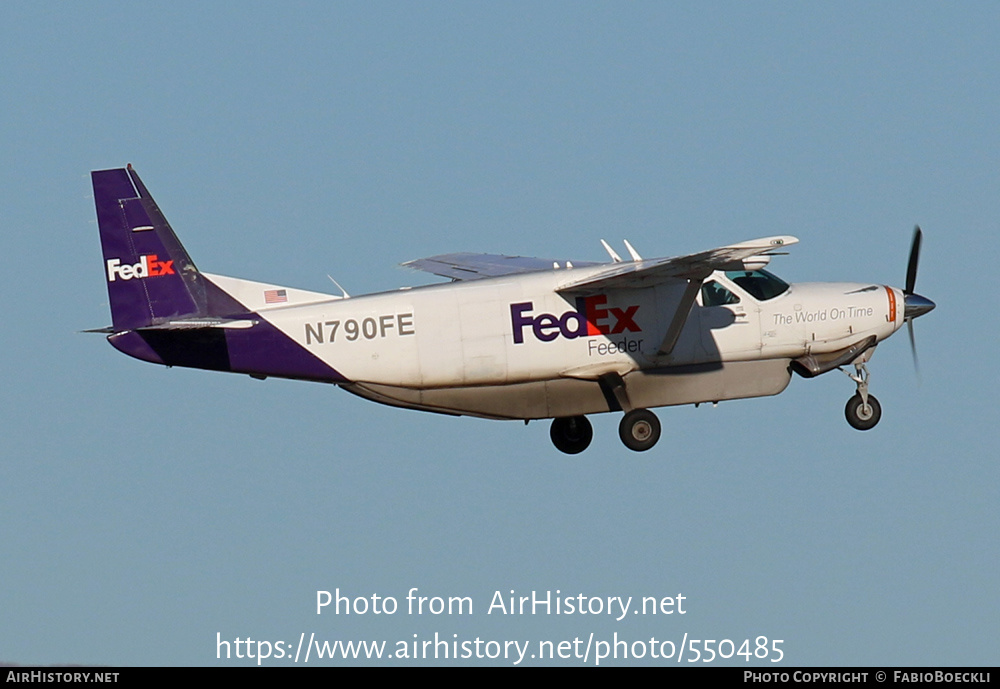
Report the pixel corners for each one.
[845,393,881,430]
[842,363,882,430]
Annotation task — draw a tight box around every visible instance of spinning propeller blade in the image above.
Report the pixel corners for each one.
[905,226,922,296]
[902,226,935,374]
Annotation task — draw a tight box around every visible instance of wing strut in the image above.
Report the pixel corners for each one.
[657,278,703,356]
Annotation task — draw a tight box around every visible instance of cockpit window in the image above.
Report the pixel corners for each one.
[701,280,740,307]
[724,269,789,301]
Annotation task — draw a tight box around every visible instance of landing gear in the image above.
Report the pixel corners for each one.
[845,393,881,430]
[619,409,661,452]
[549,410,663,453]
[842,362,882,430]
[550,415,593,454]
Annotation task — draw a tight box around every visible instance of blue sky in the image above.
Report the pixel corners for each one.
[1,2,997,666]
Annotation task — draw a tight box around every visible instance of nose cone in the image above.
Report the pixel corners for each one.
[904,292,936,320]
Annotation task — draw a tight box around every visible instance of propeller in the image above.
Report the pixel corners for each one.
[902,226,936,373]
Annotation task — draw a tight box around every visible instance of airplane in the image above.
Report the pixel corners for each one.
[89,165,936,454]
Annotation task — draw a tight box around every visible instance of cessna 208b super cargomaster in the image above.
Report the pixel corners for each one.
[91,165,935,454]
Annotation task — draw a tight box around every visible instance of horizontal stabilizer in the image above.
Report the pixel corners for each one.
[135,318,259,331]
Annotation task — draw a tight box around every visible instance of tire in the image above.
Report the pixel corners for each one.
[845,393,881,431]
[618,409,661,452]
[550,416,593,454]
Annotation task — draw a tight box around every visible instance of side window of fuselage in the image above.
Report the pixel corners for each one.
[701,280,740,307]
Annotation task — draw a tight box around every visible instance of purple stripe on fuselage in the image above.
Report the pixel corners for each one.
[224,318,347,383]
[107,280,347,383]
[200,276,347,382]
[108,331,166,365]
[108,319,347,383]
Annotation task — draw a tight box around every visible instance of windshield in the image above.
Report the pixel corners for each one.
[724,269,789,301]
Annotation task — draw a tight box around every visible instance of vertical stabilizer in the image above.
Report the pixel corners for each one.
[92,165,207,331]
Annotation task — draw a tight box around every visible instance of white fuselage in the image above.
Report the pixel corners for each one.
[211,267,903,420]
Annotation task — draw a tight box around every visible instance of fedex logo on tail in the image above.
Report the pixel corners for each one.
[511,295,640,344]
[106,255,175,282]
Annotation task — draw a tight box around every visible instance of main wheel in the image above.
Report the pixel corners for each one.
[550,416,593,454]
[845,393,881,430]
[618,409,661,452]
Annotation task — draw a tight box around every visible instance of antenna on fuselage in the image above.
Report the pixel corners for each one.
[327,275,351,299]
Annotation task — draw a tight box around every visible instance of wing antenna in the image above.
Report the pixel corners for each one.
[600,239,623,263]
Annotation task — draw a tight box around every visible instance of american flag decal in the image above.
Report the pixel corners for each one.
[264,289,288,304]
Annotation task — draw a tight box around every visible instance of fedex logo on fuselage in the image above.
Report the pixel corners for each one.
[511,295,640,344]
[106,255,175,282]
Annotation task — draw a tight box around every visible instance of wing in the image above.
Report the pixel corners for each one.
[405,236,796,286]
[555,236,798,293]
[402,252,599,281]
[555,235,799,357]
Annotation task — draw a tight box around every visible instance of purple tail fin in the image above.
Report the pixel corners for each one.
[92,165,208,331]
